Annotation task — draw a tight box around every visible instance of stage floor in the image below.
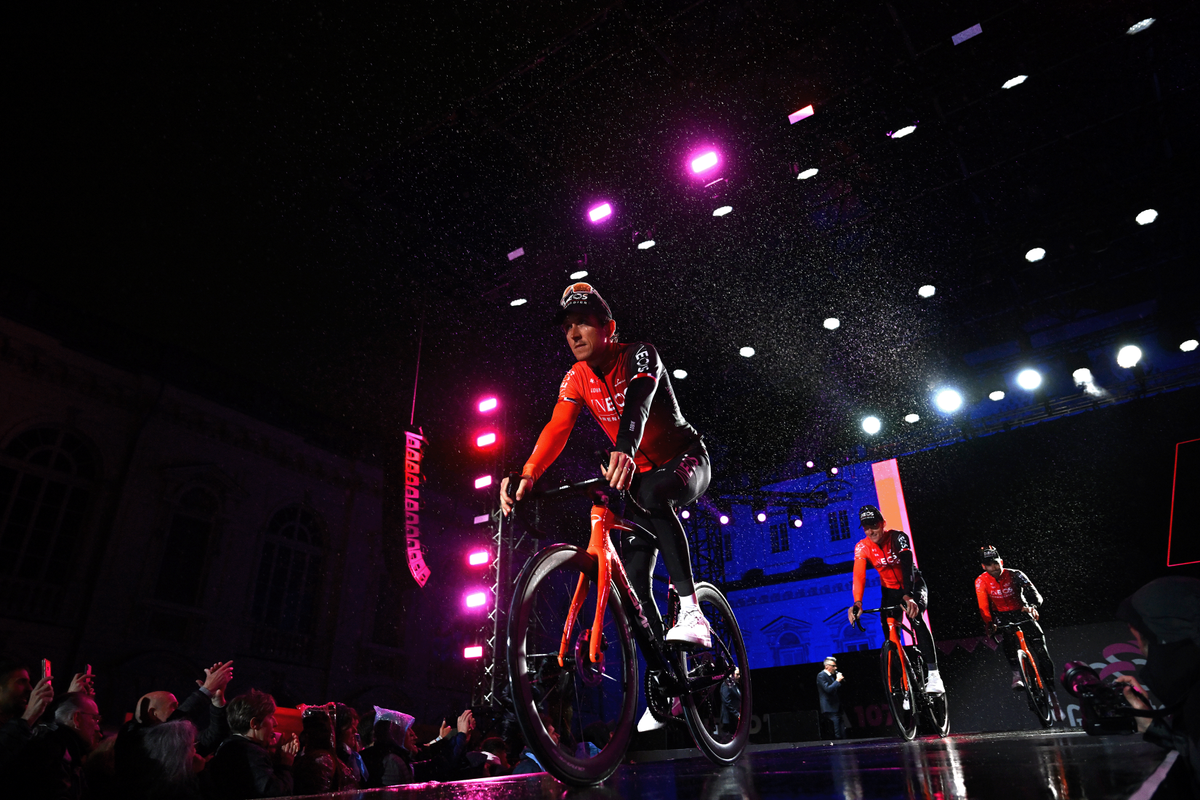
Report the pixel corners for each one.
[285,730,1180,799]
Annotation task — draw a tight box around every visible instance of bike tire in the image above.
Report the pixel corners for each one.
[880,641,918,741]
[675,582,752,764]
[507,544,639,786]
[1018,650,1053,728]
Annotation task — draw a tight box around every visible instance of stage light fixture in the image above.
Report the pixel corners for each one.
[793,519,803,528]
[889,125,917,139]
[824,318,840,330]
[905,413,920,423]
[1182,339,1199,353]
[680,509,691,520]
[713,206,733,217]
[862,416,882,435]
[1025,247,1046,262]
[797,168,819,180]
[570,270,589,279]
[989,390,1006,401]
[473,514,489,525]
[1002,75,1028,89]
[1072,368,1094,385]
[805,460,815,468]
[719,514,730,525]
[1017,369,1042,390]
[918,285,936,298]
[788,105,815,124]
[1117,345,1143,369]
[464,646,484,659]
[637,239,656,250]
[507,247,525,261]
[830,466,840,475]
[465,591,488,608]
[478,397,498,413]
[740,346,756,357]
[1126,18,1155,34]
[673,369,688,379]
[1136,209,1158,226]
[510,298,527,307]
[691,151,719,173]
[934,389,963,413]
[468,550,489,566]
[474,475,492,489]
[475,432,497,448]
[588,202,613,222]
[756,512,767,523]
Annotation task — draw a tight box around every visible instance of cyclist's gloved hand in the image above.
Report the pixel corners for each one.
[984,621,997,636]
[901,595,920,620]
[603,450,636,491]
[1023,605,1039,621]
[500,474,533,516]
[847,602,862,625]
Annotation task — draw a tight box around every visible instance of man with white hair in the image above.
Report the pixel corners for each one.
[13,692,102,798]
[816,657,847,739]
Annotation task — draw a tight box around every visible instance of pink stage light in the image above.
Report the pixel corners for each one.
[806,460,815,468]
[691,151,719,173]
[476,432,497,448]
[474,475,492,489]
[463,646,483,659]
[788,105,815,124]
[588,203,613,223]
[756,512,767,522]
[793,519,803,528]
[478,397,498,413]
[719,514,730,525]
[680,509,691,519]
[466,591,488,608]
[830,467,839,475]
[468,550,489,566]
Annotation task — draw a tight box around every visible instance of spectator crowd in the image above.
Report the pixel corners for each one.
[0,652,592,799]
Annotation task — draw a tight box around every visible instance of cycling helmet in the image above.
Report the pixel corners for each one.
[979,545,1001,563]
[554,282,613,325]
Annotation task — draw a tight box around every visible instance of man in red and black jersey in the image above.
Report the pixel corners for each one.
[848,505,944,694]
[500,283,712,730]
[975,545,1056,695]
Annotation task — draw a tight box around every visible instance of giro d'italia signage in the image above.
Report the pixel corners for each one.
[405,430,431,587]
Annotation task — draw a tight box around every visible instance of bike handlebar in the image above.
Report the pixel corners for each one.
[850,605,911,634]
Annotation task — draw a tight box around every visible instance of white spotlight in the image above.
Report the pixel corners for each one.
[1135,209,1158,226]
[1116,345,1143,369]
[510,298,528,307]
[713,206,733,217]
[904,413,920,424]
[1002,75,1028,89]
[739,346,756,358]
[1182,339,1199,353]
[889,125,917,139]
[673,369,688,379]
[570,270,589,279]
[823,318,841,330]
[1025,247,1046,262]
[1017,369,1043,390]
[637,239,656,249]
[934,389,963,413]
[797,168,819,180]
[989,390,1006,401]
[1126,18,1155,35]
[918,285,936,298]
[1072,368,1094,385]
[862,416,882,435]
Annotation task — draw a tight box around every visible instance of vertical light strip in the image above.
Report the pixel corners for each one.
[871,458,931,644]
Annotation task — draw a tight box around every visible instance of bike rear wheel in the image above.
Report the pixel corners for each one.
[1018,650,1053,728]
[674,582,752,764]
[507,545,639,786]
[880,641,918,741]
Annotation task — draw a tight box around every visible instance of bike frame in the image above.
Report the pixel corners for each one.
[999,621,1046,694]
[880,608,919,695]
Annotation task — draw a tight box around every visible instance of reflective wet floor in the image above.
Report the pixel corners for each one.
[284,730,1180,799]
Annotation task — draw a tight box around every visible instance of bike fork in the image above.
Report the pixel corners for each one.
[557,504,634,667]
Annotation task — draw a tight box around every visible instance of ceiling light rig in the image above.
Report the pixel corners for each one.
[1017,369,1043,391]
[1025,247,1046,262]
[918,285,936,298]
[1002,75,1028,89]
[1126,18,1155,35]
[823,318,841,330]
[510,298,527,307]
[888,124,918,139]
[989,390,1006,401]
[797,168,819,180]
[1116,345,1143,369]
[934,389,963,413]
[904,413,920,423]
[713,206,733,217]
[587,202,613,223]
[673,369,688,379]
[570,270,588,279]
[739,346,756,358]
[1136,209,1158,226]
[862,416,882,435]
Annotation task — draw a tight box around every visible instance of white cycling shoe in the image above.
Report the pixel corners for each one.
[1011,670,1026,690]
[925,669,945,695]
[665,607,713,648]
[637,698,682,732]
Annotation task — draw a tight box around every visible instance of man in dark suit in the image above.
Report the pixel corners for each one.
[816,657,846,739]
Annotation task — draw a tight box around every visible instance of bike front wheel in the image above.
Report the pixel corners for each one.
[507,545,639,786]
[1018,649,1053,728]
[675,582,752,764]
[880,641,918,741]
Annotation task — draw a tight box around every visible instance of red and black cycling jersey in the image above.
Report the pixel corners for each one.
[522,342,700,482]
[852,530,917,601]
[975,569,1044,623]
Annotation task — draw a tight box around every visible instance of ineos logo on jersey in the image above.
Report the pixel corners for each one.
[634,346,650,375]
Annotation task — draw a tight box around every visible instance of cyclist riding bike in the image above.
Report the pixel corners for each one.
[499,282,712,733]
[847,505,944,694]
[975,545,1058,703]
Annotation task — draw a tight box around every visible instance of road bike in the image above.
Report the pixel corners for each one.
[854,605,949,740]
[506,477,751,786]
[995,618,1055,728]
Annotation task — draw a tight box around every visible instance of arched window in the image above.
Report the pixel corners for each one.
[777,631,809,666]
[840,623,871,652]
[0,427,99,619]
[251,505,326,636]
[155,488,218,607]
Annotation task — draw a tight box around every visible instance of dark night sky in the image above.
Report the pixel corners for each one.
[9,0,1200,488]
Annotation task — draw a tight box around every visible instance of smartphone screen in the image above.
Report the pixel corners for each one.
[41,658,52,681]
